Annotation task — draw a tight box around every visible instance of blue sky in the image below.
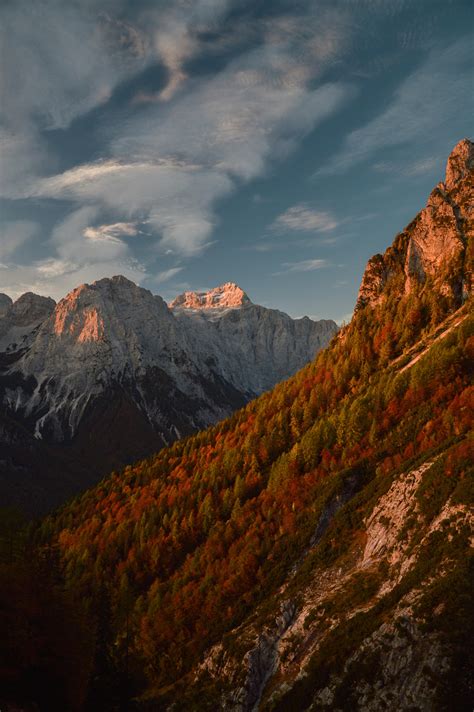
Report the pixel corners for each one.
[0,0,473,322]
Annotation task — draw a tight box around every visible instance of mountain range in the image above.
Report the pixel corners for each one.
[0,281,336,514]
[0,139,472,712]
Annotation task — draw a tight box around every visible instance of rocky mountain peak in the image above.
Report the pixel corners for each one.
[170,282,251,310]
[0,292,56,352]
[444,137,474,191]
[0,293,13,318]
[356,138,473,310]
[8,292,56,325]
[51,276,165,341]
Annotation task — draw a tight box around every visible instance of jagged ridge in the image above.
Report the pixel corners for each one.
[357,138,473,310]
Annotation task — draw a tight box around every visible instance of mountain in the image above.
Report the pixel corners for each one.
[0,279,336,514]
[171,283,336,395]
[170,282,252,309]
[6,139,470,711]
[0,292,55,352]
[357,137,472,311]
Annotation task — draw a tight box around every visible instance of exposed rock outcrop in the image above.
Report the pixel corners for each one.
[357,138,473,309]
[0,292,55,352]
[170,282,251,309]
[194,454,472,711]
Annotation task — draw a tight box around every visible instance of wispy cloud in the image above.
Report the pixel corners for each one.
[36,258,77,278]
[273,258,328,276]
[83,222,139,244]
[373,156,439,177]
[0,221,38,259]
[154,267,184,284]
[0,2,149,132]
[320,37,473,175]
[272,204,339,233]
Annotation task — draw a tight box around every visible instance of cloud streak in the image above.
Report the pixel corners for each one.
[320,37,473,175]
[0,221,38,259]
[274,258,328,276]
[84,222,139,244]
[272,204,339,233]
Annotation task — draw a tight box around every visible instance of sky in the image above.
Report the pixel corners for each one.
[0,0,473,323]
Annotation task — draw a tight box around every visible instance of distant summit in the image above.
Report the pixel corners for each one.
[0,292,55,352]
[170,282,251,310]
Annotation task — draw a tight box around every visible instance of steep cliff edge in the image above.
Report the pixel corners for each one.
[357,138,473,310]
[0,292,55,352]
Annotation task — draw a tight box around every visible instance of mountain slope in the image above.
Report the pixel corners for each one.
[23,139,473,711]
[0,280,335,514]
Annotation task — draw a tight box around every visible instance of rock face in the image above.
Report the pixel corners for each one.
[195,454,471,712]
[357,138,473,309]
[170,282,251,309]
[0,292,55,352]
[0,277,337,512]
[171,291,337,395]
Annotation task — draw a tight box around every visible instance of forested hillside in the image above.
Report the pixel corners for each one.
[1,140,472,711]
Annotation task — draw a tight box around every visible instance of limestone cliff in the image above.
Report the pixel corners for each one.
[357,138,473,309]
[0,292,55,352]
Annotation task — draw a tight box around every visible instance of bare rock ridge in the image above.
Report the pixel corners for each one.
[0,292,56,352]
[170,282,251,309]
[0,277,337,513]
[357,138,473,309]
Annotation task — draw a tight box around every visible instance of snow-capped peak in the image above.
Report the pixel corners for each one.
[169,282,251,310]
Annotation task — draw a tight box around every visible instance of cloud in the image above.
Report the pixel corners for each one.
[0,1,148,132]
[154,267,184,284]
[0,1,356,298]
[0,1,153,200]
[83,222,139,244]
[373,156,439,177]
[147,0,252,101]
[272,204,339,232]
[22,14,353,258]
[320,37,473,175]
[36,258,77,278]
[50,206,133,265]
[32,160,234,256]
[0,128,50,199]
[274,258,328,275]
[0,221,38,259]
